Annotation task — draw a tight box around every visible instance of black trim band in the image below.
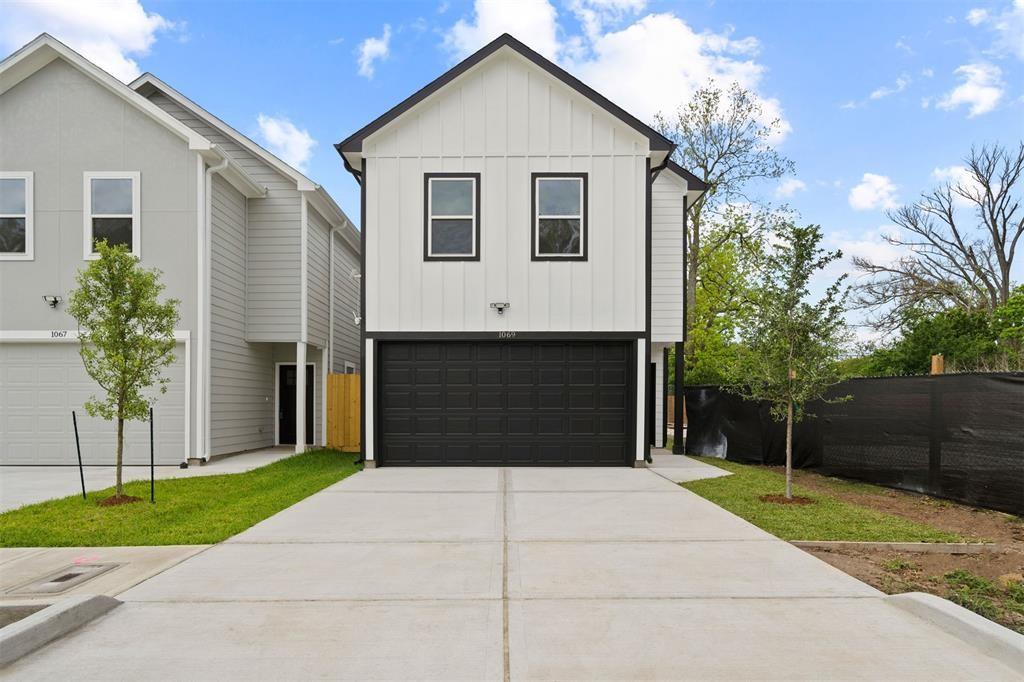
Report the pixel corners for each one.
[365,331,645,340]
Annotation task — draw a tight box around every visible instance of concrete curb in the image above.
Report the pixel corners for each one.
[792,541,1003,554]
[0,594,120,667]
[886,592,1024,676]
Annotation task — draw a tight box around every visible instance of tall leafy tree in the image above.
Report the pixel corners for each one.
[654,81,794,340]
[731,223,850,499]
[68,242,180,501]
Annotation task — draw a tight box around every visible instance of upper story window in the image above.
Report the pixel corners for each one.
[84,172,140,259]
[532,173,587,261]
[0,172,33,261]
[425,173,479,261]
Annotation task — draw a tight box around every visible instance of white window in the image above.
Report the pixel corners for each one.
[344,361,357,375]
[84,172,140,259]
[533,173,587,260]
[0,172,33,261]
[425,174,479,260]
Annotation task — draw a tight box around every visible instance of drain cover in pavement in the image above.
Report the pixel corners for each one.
[8,563,119,595]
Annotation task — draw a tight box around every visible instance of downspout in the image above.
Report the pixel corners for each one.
[202,156,229,461]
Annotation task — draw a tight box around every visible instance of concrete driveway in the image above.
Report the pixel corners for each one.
[5,467,1019,680]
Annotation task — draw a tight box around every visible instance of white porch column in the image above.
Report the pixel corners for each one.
[295,341,307,454]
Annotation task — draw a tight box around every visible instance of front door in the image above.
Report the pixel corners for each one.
[279,364,314,445]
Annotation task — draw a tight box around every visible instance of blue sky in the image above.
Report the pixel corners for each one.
[3,0,1022,336]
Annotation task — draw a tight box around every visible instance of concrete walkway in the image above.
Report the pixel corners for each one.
[648,449,732,483]
[0,447,296,512]
[4,467,1020,680]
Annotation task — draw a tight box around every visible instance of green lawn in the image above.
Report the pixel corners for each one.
[0,450,361,547]
[681,457,964,542]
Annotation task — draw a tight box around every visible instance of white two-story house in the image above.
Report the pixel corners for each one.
[337,33,704,467]
[0,34,360,467]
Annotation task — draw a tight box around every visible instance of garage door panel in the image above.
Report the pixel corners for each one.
[0,342,186,466]
[378,340,633,466]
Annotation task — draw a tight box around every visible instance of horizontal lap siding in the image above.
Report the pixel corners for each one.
[332,233,361,372]
[306,206,331,348]
[363,52,648,334]
[147,92,302,341]
[651,172,685,343]
[209,175,274,455]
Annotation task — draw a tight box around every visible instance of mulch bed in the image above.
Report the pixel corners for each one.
[97,494,143,507]
[759,494,815,505]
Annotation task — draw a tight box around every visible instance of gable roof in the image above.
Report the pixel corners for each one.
[0,34,211,152]
[662,159,708,205]
[131,72,360,247]
[335,33,675,162]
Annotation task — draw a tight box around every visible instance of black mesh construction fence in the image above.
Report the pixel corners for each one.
[683,373,1024,515]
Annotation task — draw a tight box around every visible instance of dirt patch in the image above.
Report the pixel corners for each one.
[773,467,1024,544]
[96,494,143,507]
[759,494,815,505]
[774,467,1024,634]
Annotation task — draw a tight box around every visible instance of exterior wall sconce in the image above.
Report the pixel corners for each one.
[42,295,63,309]
[490,302,510,315]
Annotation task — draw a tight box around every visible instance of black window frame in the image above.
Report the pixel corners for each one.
[531,172,588,262]
[423,172,481,262]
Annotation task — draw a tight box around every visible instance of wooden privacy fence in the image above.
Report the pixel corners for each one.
[326,373,360,452]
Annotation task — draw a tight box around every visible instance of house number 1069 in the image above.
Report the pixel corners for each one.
[497,331,517,339]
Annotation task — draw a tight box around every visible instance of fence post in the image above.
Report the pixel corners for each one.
[72,411,86,500]
[149,407,155,503]
[930,354,945,374]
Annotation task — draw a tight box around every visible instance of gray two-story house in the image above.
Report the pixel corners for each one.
[0,34,360,467]
[337,33,704,467]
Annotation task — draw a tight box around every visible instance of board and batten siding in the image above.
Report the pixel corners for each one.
[332,231,361,372]
[146,91,302,342]
[306,206,331,348]
[208,174,275,456]
[362,52,649,333]
[651,171,685,343]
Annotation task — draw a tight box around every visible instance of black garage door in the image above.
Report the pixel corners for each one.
[378,340,635,466]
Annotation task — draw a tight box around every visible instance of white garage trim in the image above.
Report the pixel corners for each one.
[0,330,192,464]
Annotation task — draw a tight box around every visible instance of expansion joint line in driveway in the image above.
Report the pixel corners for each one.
[501,468,511,682]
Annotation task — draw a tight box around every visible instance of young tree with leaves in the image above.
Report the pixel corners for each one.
[732,223,850,499]
[68,242,180,501]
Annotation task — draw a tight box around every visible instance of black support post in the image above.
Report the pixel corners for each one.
[72,410,86,500]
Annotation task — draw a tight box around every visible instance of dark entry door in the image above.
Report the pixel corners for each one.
[648,362,656,446]
[279,364,314,445]
[378,340,634,466]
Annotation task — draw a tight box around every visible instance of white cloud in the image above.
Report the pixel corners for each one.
[894,38,914,54]
[931,165,984,207]
[921,67,934,78]
[256,114,316,172]
[0,0,178,81]
[442,0,789,137]
[869,74,911,100]
[849,173,899,211]
[357,24,391,78]
[445,0,560,60]
[775,178,807,198]
[966,8,990,25]
[967,1,1024,60]
[937,62,1004,117]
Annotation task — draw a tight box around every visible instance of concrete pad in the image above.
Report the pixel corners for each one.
[0,546,209,601]
[508,597,1021,681]
[509,490,772,541]
[123,542,503,602]
[0,447,296,512]
[230,491,502,543]
[648,452,732,483]
[327,467,501,492]
[508,541,879,599]
[0,549,44,567]
[5,600,504,680]
[508,467,681,492]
